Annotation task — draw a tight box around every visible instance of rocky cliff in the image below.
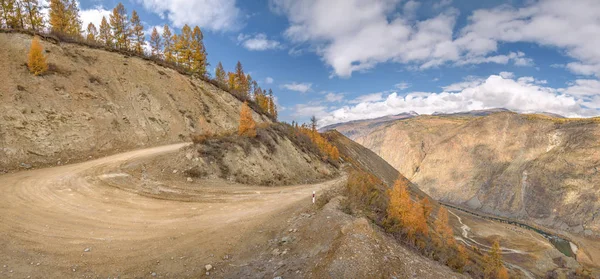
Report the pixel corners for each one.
[336,112,600,237]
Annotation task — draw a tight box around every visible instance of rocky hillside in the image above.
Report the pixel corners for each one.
[333,111,600,237]
[0,32,270,172]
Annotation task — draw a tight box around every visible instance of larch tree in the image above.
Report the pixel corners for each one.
[484,240,508,279]
[268,89,277,119]
[189,26,207,77]
[175,24,192,67]
[162,24,174,63]
[65,0,81,37]
[234,61,248,96]
[149,26,162,57]
[386,178,413,230]
[86,22,97,43]
[98,16,112,46]
[110,2,129,50]
[27,36,47,75]
[238,101,256,138]
[227,72,237,90]
[49,0,68,34]
[11,0,23,28]
[129,10,144,54]
[0,0,17,28]
[22,0,44,31]
[215,62,226,84]
[434,207,455,248]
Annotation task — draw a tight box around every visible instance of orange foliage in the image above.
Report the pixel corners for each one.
[386,178,428,241]
[434,206,455,247]
[27,36,48,76]
[421,197,432,220]
[238,102,256,137]
[294,124,340,161]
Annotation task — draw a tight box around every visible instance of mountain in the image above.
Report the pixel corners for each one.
[333,110,600,239]
[320,111,419,139]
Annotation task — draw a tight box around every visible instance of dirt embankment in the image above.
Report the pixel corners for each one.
[343,112,600,238]
[0,32,270,172]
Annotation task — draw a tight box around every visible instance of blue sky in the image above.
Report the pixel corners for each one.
[76,0,600,126]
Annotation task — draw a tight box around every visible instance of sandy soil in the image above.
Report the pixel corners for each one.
[0,143,341,278]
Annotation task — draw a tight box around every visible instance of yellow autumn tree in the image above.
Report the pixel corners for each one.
[162,24,174,63]
[238,102,256,137]
[98,16,112,47]
[27,36,48,76]
[484,240,508,279]
[434,206,455,248]
[129,10,144,54]
[386,178,413,232]
[215,62,226,84]
[149,27,162,57]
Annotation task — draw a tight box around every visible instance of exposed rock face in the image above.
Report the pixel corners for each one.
[337,112,600,236]
[0,32,270,172]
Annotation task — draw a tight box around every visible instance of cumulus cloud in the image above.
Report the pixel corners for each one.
[270,0,599,77]
[80,6,111,32]
[349,92,384,104]
[313,74,600,127]
[137,0,241,31]
[282,82,312,93]
[237,33,282,51]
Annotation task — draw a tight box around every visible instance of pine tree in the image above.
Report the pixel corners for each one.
[189,26,207,77]
[22,0,44,31]
[0,0,16,28]
[238,101,256,137]
[11,0,24,29]
[27,36,47,76]
[215,62,226,84]
[65,0,81,37]
[129,10,144,54]
[86,22,97,43]
[98,16,112,47]
[110,2,128,50]
[162,24,174,63]
[149,26,162,57]
[49,0,68,34]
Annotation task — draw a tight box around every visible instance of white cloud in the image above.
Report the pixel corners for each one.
[237,33,282,51]
[349,92,384,104]
[282,82,312,93]
[442,76,484,92]
[395,82,411,90]
[270,0,600,77]
[137,0,241,31]
[561,79,600,97]
[323,92,345,102]
[433,0,452,10]
[459,0,600,77]
[80,6,111,32]
[292,104,329,118]
[317,74,600,127]
[265,77,274,84]
[499,72,514,79]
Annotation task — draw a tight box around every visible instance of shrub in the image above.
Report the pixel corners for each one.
[27,36,48,75]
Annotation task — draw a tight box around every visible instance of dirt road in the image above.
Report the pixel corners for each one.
[0,143,343,278]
